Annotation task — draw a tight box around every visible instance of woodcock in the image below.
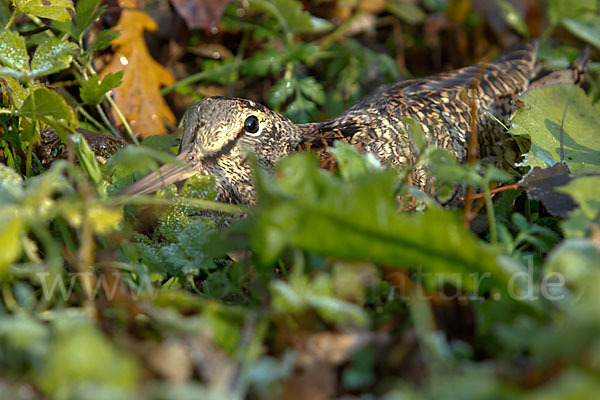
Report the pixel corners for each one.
[118,42,589,206]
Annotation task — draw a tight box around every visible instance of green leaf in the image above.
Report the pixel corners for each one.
[268,78,294,109]
[80,72,123,105]
[0,163,24,204]
[88,28,119,53]
[30,38,77,77]
[250,0,313,34]
[19,87,78,141]
[328,141,382,180]
[0,210,23,277]
[0,29,30,74]
[140,134,178,152]
[545,238,600,291]
[70,133,103,187]
[298,76,325,105]
[38,318,140,398]
[496,0,529,38]
[558,176,600,238]
[509,84,600,174]
[73,0,104,38]
[13,0,74,22]
[402,117,428,155]
[249,153,516,295]
[105,145,185,177]
[242,50,284,77]
[285,92,315,123]
[561,17,600,50]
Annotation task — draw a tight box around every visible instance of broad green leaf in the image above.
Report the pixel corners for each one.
[545,239,600,290]
[20,88,78,141]
[0,210,23,277]
[80,72,123,105]
[562,17,600,50]
[0,29,30,73]
[386,0,426,24]
[558,176,600,238]
[509,84,600,174]
[250,153,516,295]
[329,141,382,180]
[13,0,74,22]
[0,163,24,203]
[0,76,30,108]
[37,319,140,398]
[30,38,77,77]
[105,145,186,177]
[496,0,529,38]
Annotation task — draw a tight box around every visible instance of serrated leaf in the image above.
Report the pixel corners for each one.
[80,72,123,105]
[285,92,315,123]
[298,76,325,104]
[509,84,600,174]
[0,30,30,73]
[73,0,104,38]
[14,0,74,22]
[30,38,77,77]
[88,29,119,53]
[242,50,284,77]
[268,78,294,109]
[250,0,313,33]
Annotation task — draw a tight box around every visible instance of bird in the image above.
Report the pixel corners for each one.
[117,42,589,207]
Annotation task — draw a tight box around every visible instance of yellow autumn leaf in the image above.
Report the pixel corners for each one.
[101,8,175,138]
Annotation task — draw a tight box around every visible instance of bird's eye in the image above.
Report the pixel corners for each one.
[244,115,260,135]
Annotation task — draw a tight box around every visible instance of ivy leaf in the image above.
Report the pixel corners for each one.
[13,0,74,22]
[0,30,30,75]
[30,38,77,77]
[80,72,123,105]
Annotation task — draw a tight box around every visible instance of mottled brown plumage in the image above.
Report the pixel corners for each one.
[118,42,589,207]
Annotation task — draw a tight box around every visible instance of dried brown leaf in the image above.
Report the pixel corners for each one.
[101,8,175,138]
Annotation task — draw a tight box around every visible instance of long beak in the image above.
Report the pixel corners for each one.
[116,146,198,196]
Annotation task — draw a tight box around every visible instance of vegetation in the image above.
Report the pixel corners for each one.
[1,0,600,398]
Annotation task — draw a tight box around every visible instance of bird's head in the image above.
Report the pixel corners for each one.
[117,97,301,204]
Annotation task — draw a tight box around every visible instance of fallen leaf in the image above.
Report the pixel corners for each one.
[170,0,232,31]
[101,7,175,138]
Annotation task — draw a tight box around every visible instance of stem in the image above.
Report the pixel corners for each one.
[484,181,498,245]
[105,94,138,144]
[77,106,110,133]
[160,60,242,96]
[4,9,17,30]
[95,104,122,138]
